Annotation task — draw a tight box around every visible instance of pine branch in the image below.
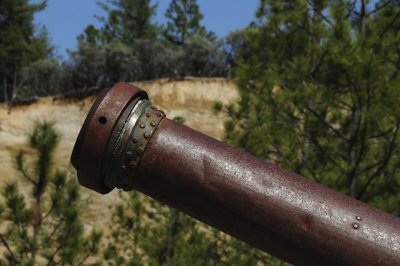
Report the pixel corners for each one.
[77,238,98,266]
[304,104,349,142]
[309,49,328,78]
[368,126,394,140]
[379,10,400,39]
[45,243,63,266]
[301,132,344,171]
[357,160,384,177]
[305,0,334,27]
[348,121,368,197]
[39,218,64,249]
[77,252,92,266]
[368,0,392,16]
[357,124,400,199]
[305,164,322,183]
[42,201,55,221]
[16,155,38,186]
[45,225,70,266]
[0,233,20,265]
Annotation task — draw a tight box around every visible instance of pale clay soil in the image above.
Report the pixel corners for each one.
[0,77,238,232]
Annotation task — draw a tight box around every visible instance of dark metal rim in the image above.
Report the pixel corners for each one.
[70,82,148,194]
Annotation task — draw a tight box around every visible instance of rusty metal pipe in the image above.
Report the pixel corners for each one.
[71,83,400,265]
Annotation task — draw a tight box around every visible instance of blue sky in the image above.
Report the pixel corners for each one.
[33,0,259,59]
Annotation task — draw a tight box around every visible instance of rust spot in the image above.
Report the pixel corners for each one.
[136,147,144,155]
[146,113,151,118]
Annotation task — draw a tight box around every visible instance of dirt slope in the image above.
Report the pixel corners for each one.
[0,77,238,230]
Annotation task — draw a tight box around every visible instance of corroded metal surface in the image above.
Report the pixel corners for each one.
[105,100,165,191]
[71,82,147,193]
[71,83,400,265]
[139,119,400,265]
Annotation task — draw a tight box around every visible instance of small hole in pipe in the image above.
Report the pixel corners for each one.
[98,116,107,125]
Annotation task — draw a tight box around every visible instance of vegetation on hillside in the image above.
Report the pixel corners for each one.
[0,0,54,102]
[1,0,400,264]
[0,0,238,103]
[224,0,400,215]
[0,122,101,264]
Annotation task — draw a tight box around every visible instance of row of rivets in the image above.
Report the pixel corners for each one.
[353,216,362,230]
[122,104,164,172]
[113,102,165,191]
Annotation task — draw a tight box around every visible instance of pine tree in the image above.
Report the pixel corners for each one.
[0,122,101,264]
[164,0,214,46]
[224,0,400,216]
[0,0,52,102]
[87,0,159,45]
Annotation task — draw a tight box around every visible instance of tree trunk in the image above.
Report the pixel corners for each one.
[360,0,368,35]
[13,69,17,100]
[3,77,8,104]
[31,193,42,261]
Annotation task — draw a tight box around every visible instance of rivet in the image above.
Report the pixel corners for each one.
[136,147,144,155]
[356,216,361,221]
[121,165,127,170]
[144,132,150,139]
[156,112,162,117]
[352,223,359,229]
[132,137,139,144]
[126,151,133,157]
[146,113,151,118]
[150,121,156,127]
[140,123,146,128]
[128,161,137,168]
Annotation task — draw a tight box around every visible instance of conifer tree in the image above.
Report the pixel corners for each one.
[0,0,52,102]
[225,0,400,215]
[164,0,214,46]
[86,0,159,45]
[0,122,101,264]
